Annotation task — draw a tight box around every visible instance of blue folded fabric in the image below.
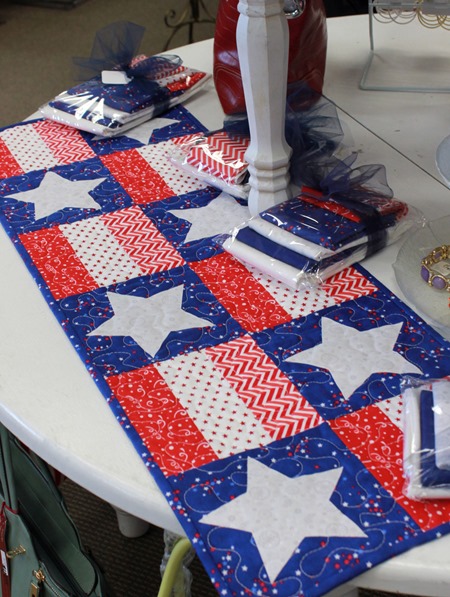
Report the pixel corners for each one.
[51,76,170,115]
[259,193,398,253]
[419,389,450,487]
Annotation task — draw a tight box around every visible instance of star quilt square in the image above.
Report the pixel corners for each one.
[58,265,243,378]
[164,422,436,597]
[254,280,450,421]
[0,158,131,235]
[142,189,249,263]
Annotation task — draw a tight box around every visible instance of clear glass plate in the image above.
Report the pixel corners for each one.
[436,135,450,187]
[393,217,450,341]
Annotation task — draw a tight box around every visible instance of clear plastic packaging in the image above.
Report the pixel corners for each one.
[403,377,450,499]
[393,216,450,341]
[37,22,210,137]
[217,187,426,290]
[166,83,347,200]
[168,131,251,199]
[39,58,211,138]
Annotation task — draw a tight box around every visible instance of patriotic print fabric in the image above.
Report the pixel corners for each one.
[168,131,251,199]
[39,65,211,137]
[1,108,450,597]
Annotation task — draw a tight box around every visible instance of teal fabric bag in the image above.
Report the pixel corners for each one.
[0,424,110,597]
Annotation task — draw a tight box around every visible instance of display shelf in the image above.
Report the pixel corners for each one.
[360,0,450,91]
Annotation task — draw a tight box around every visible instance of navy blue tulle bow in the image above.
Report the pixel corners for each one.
[224,83,394,257]
[72,21,182,83]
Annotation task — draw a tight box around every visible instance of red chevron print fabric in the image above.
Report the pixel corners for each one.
[180,131,249,184]
[1,107,450,597]
[0,119,95,177]
[169,132,251,199]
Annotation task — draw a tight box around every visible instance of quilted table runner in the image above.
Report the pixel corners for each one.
[1,109,450,597]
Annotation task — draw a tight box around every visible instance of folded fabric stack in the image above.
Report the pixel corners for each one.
[222,186,424,289]
[168,130,251,199]
[403,378,450,499]
[40,60,211,137]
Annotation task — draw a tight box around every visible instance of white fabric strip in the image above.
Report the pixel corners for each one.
[155,350,272,458]
[60,217,145,286]
[0,124,59,171]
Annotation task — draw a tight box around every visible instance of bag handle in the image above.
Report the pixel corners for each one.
[0,424,18,512]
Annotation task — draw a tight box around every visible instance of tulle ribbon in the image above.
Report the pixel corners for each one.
[72,21,182,83]
[224,83,394,256]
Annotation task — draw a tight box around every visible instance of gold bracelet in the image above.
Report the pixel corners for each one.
[421,245,450,291]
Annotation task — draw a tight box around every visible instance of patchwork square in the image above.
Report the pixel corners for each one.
[20,205,185,298]
[108,334,322,476]
[101,139,206,204]
[0,120,95,176]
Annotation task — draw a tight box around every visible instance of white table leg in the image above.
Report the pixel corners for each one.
[112,506,150,538]
[236,0,292,216]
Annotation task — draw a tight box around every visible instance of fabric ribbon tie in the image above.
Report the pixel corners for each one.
[72,21,182,86]
[224,83,394,257]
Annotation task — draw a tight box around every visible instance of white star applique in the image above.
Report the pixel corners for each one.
[121,117,180,144]
[88,285,212,357]
[168,192,249,243]
[6,171,105,220]
[285,318,422,399]
[200,459,367,583]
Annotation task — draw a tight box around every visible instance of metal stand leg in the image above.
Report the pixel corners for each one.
[164,0,216,50]
[159,531,195,597]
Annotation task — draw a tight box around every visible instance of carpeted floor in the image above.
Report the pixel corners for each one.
[60,477,218,597]
[0,0,220,127]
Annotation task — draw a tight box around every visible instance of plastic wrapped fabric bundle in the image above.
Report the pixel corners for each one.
[403,377,450,499]
[167,83,344,200]
[218,186,426,290]
[167,131,251,199]
[39,21,211,137]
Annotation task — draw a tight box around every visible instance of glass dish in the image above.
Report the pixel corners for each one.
[393,217,450,341]
[436,135,450,187]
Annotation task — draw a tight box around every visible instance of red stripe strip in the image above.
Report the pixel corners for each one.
[107,365,217,476]
[20,227,97,299]
[190,252,292,333]
[101,149,174,204]
[0,138,24,180]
